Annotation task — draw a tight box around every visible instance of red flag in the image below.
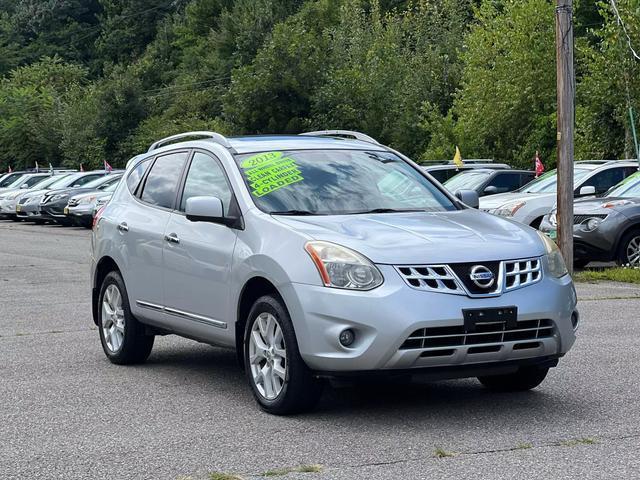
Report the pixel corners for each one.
[104,160,113,173]
[80,163,84,172]
[535,151,545,177]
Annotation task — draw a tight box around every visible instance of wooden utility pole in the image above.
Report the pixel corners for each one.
[555,0,574,273]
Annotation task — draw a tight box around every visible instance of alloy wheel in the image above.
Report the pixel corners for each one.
[249,312,287,400]
[626,236,640,267]
[101,284,125,352]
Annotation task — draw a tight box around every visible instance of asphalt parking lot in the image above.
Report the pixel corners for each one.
[2,220,640,480]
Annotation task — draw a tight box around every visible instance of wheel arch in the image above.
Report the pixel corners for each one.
[613,221,640,262]
[92,256,123,325]
[235,276,284,370]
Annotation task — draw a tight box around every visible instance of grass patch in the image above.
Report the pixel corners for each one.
[433,448,456,458]
[209,472,242,480]
[515,442,533,450]
[559,437,597,447]
[263,465,323,476]
[574,267,640,284]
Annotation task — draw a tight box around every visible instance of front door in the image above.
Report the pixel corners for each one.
[162,151,238,345]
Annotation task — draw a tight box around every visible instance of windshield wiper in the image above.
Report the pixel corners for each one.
[270,209,318,216]
[349,208,426,214]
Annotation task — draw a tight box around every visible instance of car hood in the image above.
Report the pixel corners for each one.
[46,187,95,198]
[273,209,544,264]
[572,196,640,214]
[480,191,554,209]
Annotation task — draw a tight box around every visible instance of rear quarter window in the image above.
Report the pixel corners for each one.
[126,158,152,195]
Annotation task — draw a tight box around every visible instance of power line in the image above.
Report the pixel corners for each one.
[609,0,640,61]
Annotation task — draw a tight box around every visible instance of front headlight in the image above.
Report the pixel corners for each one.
[79,195,97,204]
[494,201,526,217]
[580,217,601,232]
[537,231,568,278]
[305,241,384,290]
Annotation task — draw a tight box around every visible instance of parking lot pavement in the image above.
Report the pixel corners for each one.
[1,220,639,480]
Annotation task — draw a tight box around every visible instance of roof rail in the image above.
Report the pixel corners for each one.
[148,131,233,152]
[300,130,380,145]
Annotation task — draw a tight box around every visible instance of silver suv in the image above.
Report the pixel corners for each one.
[91,131,578,414]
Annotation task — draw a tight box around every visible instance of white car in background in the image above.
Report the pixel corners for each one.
[480,161,639,228]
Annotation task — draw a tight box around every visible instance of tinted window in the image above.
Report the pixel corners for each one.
[72,174,103,187]
[180,152,232,214]
[23,176,49,187]
[127,158,152,194]
[486,172,522,193]
[140,152,188,208]
[580,168,626,194]
[0,173,24,187]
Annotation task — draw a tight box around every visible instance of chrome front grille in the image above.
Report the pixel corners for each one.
[395,257,543,297]
[395,266,464,294]
[504,258,542,291]
[574,214,607,224]
[399,319,555,353]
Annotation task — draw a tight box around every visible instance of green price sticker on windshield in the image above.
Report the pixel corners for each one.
[241,151,304,197]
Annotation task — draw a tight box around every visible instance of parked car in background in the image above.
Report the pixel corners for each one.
[0,172,28,188]
[18,171,109,223]
[539,171,640,267]
[0,172,54,195]
[0,173,70,220]
[444,169,535,198]
[40,171,123,225]
[65,175,123,227]
[423,161,511,183]
[480,161,639,228]
[91,130,577,415]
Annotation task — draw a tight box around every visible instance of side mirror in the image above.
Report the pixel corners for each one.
[20,184,28,189]
[483,185,499,195]
[186,196,238,227]
[455,189,479,209]
[579,185,596,196]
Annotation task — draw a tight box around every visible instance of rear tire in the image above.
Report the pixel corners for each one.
[244,295,323,415]
[616,229,640,267]
[478,366,549,392]
[98,271,154,365]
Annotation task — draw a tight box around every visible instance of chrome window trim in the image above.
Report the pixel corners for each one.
[136,300,227,329]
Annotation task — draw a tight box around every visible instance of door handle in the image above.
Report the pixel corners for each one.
[164,233,180,244]
[117,222,129,232]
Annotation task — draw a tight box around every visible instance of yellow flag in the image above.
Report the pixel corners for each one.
[453,146,464,168]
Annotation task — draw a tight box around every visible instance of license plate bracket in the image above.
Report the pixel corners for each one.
[462,306,517,333]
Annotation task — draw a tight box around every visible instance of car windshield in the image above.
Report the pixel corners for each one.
[31,174,71,190]
[606,171,640,198]
[102,180,120,192]
[48,173,82,189]
[82,175,115,189]
[444,170,492,191]
[519,168,591,193]
[234,150,456,215]
[0,174,24,187]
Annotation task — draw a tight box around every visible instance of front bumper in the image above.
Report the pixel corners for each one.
[282,262,577,373]
[66,204,94,225]
[0,198,18,217]
[16,201,44,220]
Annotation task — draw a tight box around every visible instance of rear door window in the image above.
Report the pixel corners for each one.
[140,152,189,209]
[486,172,522,193]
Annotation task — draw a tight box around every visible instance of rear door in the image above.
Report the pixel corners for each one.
[162,150,238,344]
[119,151,189,326]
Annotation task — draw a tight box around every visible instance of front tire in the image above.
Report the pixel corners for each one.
[98,271,154,365]
[478,366,549,392]
[244,295,323,415]
[617,229,640,267]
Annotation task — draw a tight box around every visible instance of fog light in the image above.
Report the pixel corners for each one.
[339,329,355,347]
[571,311,579,331]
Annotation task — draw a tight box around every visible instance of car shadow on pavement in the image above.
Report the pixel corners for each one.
[139,341,586,422]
